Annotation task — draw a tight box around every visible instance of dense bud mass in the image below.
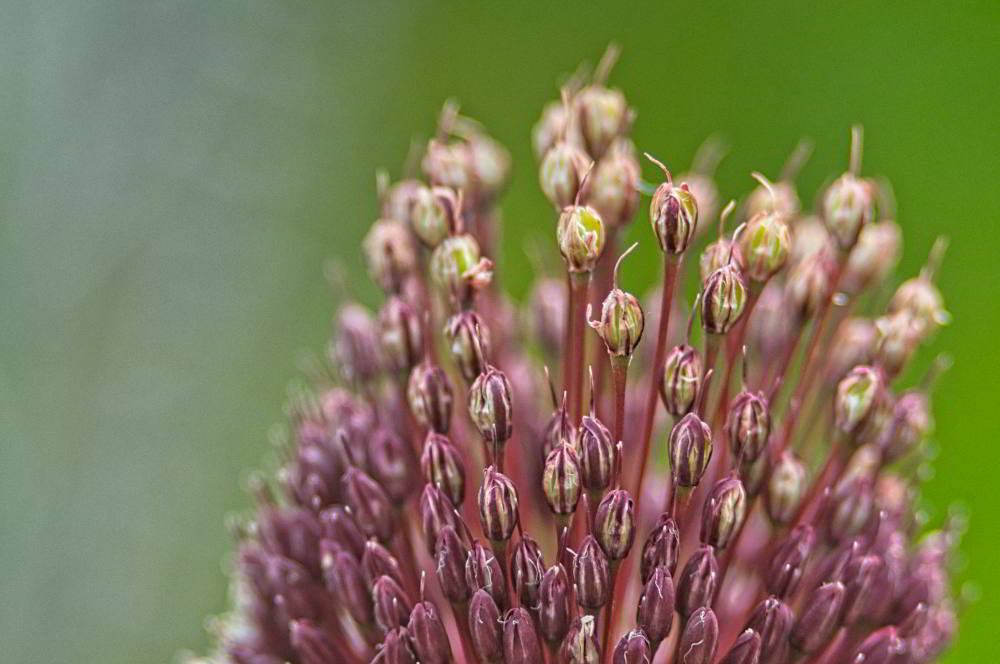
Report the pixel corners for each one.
[196,51,963,664]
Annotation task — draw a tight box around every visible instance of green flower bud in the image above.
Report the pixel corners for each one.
[834,365,884,442]
[478,466,519,543]
[468,365,514,444]
[668,413,713,488]
[430,234,494,304]
[701,472,747,549]
[765,452,807,526]
[647,156,699,254]
[576,84,629,160]
[557,205,606,274]
[660,344,703,417]
[542,444,581,516]
[539,141,591,210]
[702,262,748,335]
[738,210,791,282]
[822,172,875,249]
[363,218,418,294]
[589,243,644,357]
[410,185,459,248]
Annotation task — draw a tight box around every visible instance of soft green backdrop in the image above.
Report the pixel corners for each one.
[1,1,996,662]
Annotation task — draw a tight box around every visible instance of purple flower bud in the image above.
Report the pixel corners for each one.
[764,452,807,526]
[377,626,418,664]
[420,484,460,555]
[469,589,503,663]
[410,185,458,249]
[577,84,629,160]
[408,600,452,664]
[649,176,698,255]
[822,171,875,249]
[739,210,791,283]
[785,248,835,319]
[701,472,748,549]
[824,475,875,544]
[363,218,417,295]
[766,525,815,599]
[849,626,907,664]
[642,513,681,581]
[586,140,640,226]
[430,234,494,303]
[577,413,615,492]
[636,566,675,644]
[661,344,703,417]
[559,615,600,664]
[612,629,652,664]
[445,310,491,382]
[676,545,719,619]
[790,581,846,654]
[466,540,508,609]
[539,564,572,645]
[700,238,746,283]
[591,285,645,358]
[745,596,793,664]
[702,262,748,335]
[258,507,324,576]
[541,398,576,459]
[678,607,719,664]
[369,427,418,501]
[407,361,454,434]
[826,317,878,386]
[834,365,884,442]
[435,526,471,604]
[726,390,771,462]
[503,607,545,664]
[373,575,413,635]
[843,554,886,626]
[319,505,366,559]
[540,140,591,210]
[469,366,514,445]
[511,536,546,611]
[333,303,383,384]
[420,432,466,507]
[343,467,394,542]
[557,205,607,274]
[478,466,519,543]
[290,619,339,664]
[542,443,582,516]
[362,539,406,589]
[669,413,714,488]
[595,488,636,560]
[378,295,424,374]
[882,390,932,463]
[574,535,611,610]
[320,541,373,626]
[719,629,762,664]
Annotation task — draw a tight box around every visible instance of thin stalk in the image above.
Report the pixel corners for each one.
[566,272,592,422]
[610,355,629,449]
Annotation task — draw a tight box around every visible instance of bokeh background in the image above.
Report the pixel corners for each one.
[2,1,997,662]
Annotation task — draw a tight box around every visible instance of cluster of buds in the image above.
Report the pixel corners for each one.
[193,48,965,664]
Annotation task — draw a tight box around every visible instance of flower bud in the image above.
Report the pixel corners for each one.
[290,619,339,664]
[725,390,771,462]
[764,452,807,526]
[668,413,714,488]
[834,365,883,442]
[889,273,949,337]
[466,540,508,609]
[739,452,768,498]
[410,185,458,249]
[542,444,582,516]
[574,535,611,610]
[407,361,454,434]
[343,467,394,542]
[824,475,875,544]
[676,544,719,619]
[766,527,814,598]
[532,100,577,160]
[738,210,791,282]
[362,539,406,589]
[591,287,644,358]
[612,629,652,664]
[420,431,465,507]
[466,132,511,202]
[435,526,471,603]
[826,318,877,386]
[850,626,908,664]
[719,629,762,664]
[333,304,382,384]
[373,575,413,635]
[790,581,846,654]
[559,615,600,664]
[511,536,545,611]
[540,141,591,209]
[382,177,422,224]
[444,311,490,382]
[320,542,374,626]
[478,466,519,543]
[586,139,640,226]
[319,505,366,559]
[468,589,503,663]
[377,295,424,375]
[542,400,576,459]
[539,564,572,645]
[469,365,514,444]
[822,172,875,249]
[678,607,719,664]
[595,488,636,560]
[503,607,544,664]
[700,238,745,283]
[557,205,606,273]
[874,312,922,378]
[844,220,901,293]
[649,179,698,255]
[363,218,417,294]
[430,234,494,304]
[789,215,833,267]
[369,427,418,501]
[883,390,932,463]
[576,84,629,159]
[843,554,886,626]
[745,596,793,664]
[702,262,748,335]
[420,484,459,554]
[785,248,835,320]
[661,344,703,417]
[636,566,675,644]
[577,414,615,492]
[747,179,800,220]
[701,472,748,549]
[408,600,452,664]
[641,513,681,582]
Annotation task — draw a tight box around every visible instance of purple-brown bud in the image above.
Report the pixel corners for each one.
[764,452,807,526]
[319,505,366,559]
[827,318,877,386]
[363,218,418,294]
[726,390,771,463]
[591,287,644,358]
[661,344,703,417]
[540,141,591,210]
[678,607,719,664]
[430,234,494,304]
[676,544,719,618]
[378,296,424,374]
[700,238,746,283]
[369,427,418,502]
[420,484,460,555]
[420,432,465,507]
[573,535,611,610]
[586,139,640,226]
[719,629,762,664]
[745,596,793,664]
[636,566,675,644]
[822,172,875,249]
[407,361,454,434]
[702,262,748,335]
[290,619,340,664]
[469,366,514,445]
[378,627,418,664]
[850,626,908,664]
[785,248,835,320]
[612,630,652,664]
[642,513,681,581]
[559,615,600,664]
[542,443,582,516]
[843,553,886,626]
[595,488,636,560]
[410,185,459,249]
[701,472,748,549]
[738,210,791,282]
[541,398,576,459]
[766,525,814,599]
[478,466,519,543]
[844,220,901,293]
[824,475,875,544]
[320,542,374,626]
[466,540,508,609]
[468,589,503,663]
[577,414,615,492]
[557,205,607,274]
[883,390,932,463]
[444,310,490,382]
[503,607,545,664]
[435,526,471,603]
[343,467,394,542]
[539,564,572,645]
[408,600,453,664]
[511,536,545,610]
[834,365,884,442]
[333,304,383,384]
[790,581,846,654]
[362,539,406,589]
[649,177,698,255]
[668,413,714,488]
[373,575,413,635]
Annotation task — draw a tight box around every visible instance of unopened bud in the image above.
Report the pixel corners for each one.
[834,365,884,442]
[319,505,366,559]
[408,600,453,664]
[661,344,703,417]
[373,575,413,635]
[574,535,611,610]
[363,218,418,294]
[678,607,719,664]
[824,475,875,544]
[410,185,459,249]
[420,432,465,507]
[843,554,887,626]
[576,84,629,159]
[478,466,519,543]
[726,390,771,462]
[700,238,745,283]
[557,205,606,273]
[649,173,698,254]
[430,234,494,304]
[765,452,807,526]
[676,544,719,618]
[469,365,514,444]
[435,526,471,603]
[889,272,949,337]
[420,484,459,554]
[468,589,503,663]
[822,172,875,249]
[343,467,394,542]
[290,619,339,664]
[466,540,508,609]
[503,607,544,664]
[369,427,418,502]
[321,542,374,626]
[444,311,490,382]
[591,286,644,358]
[333,304,382,384]
[874,312,922,378]
[511,536,546,611]
[719,629,762,664]
[539,564,572,645]
[702,262,748,335]
[612,629,652,664]
[745,596,793,664]
[701,472,748,549]
[747,179,800,220]
[586,139,640,226]
[850,626,907,664]
[785,248,835,320]
[636,566,675,644]
[362,539,405,589]
[844,220,901,293]
[790,581,846,654]
[668,413,714,488]
[642,513,681,581]
[883,390,932,463]
[739,210,791,282]
[542,444,582,516]
[577,414,615,492]
[559,615,600,664]
[378,296,424,374]
[595,488,636,560]
[542,400,576,459]
[532,100,576,160]
[407,361,454,434]
[827,318,877,386]
[540,141,591,209]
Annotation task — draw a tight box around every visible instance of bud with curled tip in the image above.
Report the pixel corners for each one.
[320,542,374,626]
[378,296,424,375]
[764,452,807,526]
[647,154,699,255]
[469,365,514,445]
[373,575,413,635]
[594,488,636,560]
[822,173,875,250]
[368,427,418,502]
[557,204,606,274]
[574,535,611,610]
[444,310,490,382]
[678,607,719,664]
[363,218,418,294]
[576,83,630,160]
[540,140,591,210]
[850,626,907,664]
[511,536,545,611]
[747,179,801,221]
[420,431,465,507]
[408,600,453,664]
[702,262,748,335]
[503,607,545,664]
[744,596,793,664]
[466,540,508,609]
[577,413,615,492]
[586,138,640,227]
[701,472,748,549]
[642,513,681,581]
[333,304,383,385]
[542,443,582,516]
[636,566,675,644]
[435,526,471,604]
[407,361,454,434]
[844,220,902,293]
[834,365,884,442]
[668,413,714,488]
[676,544,719,619]
[420,484,459,555]
[410,185,459,249]
[290,619,340,664]
[590,248,644,358]
[719,629,762,664]
[478,466,519,543]
[612,629,652,664]
[790,581,846,654]
[538,564,572,645]
[468,589,503,663]
[362,539,406,589]
[766,524,814,599]
[430,234,494,304]
[559,615,600,664]
[661,344,703,417]
[726,390,771,463]
[343,467,394,542]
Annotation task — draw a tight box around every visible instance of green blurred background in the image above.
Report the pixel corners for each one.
[1,1,997,662]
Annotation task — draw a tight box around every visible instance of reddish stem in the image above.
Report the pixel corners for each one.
[566,272,592,423]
